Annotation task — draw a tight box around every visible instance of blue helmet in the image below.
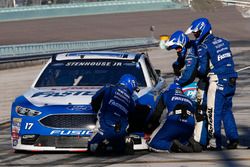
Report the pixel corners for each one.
[165,30,189,58]
[186,17,212,44]
[118,74,139,94]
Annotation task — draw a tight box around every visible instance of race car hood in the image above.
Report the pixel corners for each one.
[22,86,151,107]
[23,87,101,107]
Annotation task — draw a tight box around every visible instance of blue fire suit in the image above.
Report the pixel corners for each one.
[197,34,239,149]
[89,84,135,153]
[147,89,195,152]
[173,42,208,147]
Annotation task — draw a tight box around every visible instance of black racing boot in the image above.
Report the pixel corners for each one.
[227,140,239,149]
[88,142,107,155]
[206,138,222,151]
[171,140,193,153]
[206,146,222,151]
[188,137,203,152]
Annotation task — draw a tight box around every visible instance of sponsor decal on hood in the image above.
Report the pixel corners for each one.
[23,87,100,106]
[23,86,149,107]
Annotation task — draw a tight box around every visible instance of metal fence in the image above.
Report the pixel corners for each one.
[0,37,159,63]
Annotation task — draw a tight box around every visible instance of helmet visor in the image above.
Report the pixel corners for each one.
[166,40,183,51]
[185,25,199,34]
[193,30,201,38]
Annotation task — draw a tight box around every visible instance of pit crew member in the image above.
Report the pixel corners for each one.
[165,30,198,87]
[88,74,139,154]
[146,83,196,153]
[164,30,208,148]
[186,17,239,150]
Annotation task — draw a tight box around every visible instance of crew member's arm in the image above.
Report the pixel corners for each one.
[172,56,185,76]
[91,86,106,112]
[144,93,165,134]
[175,49,198,87]
[197,44,210,77]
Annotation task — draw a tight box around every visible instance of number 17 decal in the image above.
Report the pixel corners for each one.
[25,123,33,130]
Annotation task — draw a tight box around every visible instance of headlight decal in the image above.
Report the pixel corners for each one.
[16,106,41,116]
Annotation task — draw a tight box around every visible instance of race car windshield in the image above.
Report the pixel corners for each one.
[35,59,146,87]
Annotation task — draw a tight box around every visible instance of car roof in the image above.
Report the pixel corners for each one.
[55,51,144,61]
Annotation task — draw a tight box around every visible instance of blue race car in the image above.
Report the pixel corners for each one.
[11,51,167,152]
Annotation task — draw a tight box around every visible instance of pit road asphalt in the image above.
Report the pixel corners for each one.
[0,6,250,45]
[0,47,250,167]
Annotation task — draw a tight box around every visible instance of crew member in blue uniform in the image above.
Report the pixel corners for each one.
[165,30,198,87]
[88,74,139,154]
[165,30,208,148]
[146,83,196,153]
[186,17,239,150]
